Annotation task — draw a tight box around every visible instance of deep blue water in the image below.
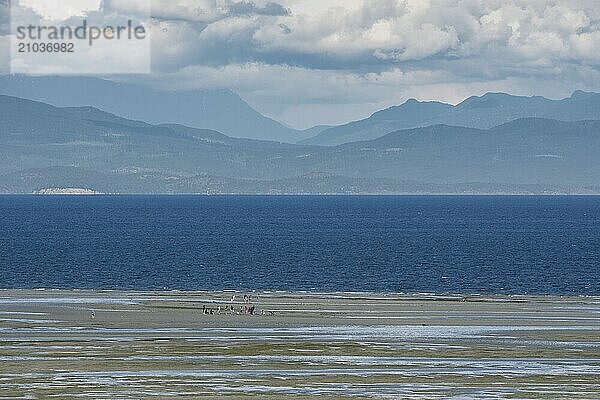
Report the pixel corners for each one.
[0,195,599,295]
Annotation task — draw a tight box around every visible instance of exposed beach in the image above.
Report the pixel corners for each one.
[0,290,599,399]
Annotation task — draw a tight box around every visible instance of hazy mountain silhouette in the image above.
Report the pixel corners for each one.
[303,91,600,145]
[301,100,452,145]
[0,75,304,143]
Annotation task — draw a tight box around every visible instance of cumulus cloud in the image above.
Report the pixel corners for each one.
[148,0,600,71]
[142,0,600,106]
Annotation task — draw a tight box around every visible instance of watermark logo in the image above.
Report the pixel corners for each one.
[10,0,151,74]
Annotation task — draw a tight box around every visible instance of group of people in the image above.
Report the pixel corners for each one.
[200,293,274,316]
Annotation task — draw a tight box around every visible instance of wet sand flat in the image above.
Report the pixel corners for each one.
[0,290,599,399]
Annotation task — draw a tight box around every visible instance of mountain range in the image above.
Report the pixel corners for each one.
[0,75,303,143]
[302,91,600,145]
[3,75,600,148]
[2,94,600,194]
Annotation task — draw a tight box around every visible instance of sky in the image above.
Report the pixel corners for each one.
[2,0,600,129]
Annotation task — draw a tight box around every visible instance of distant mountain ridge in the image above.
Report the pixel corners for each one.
[303,91,600,145]
[2,95,600,194]
[0,75,305,143]
[4,74,598,147]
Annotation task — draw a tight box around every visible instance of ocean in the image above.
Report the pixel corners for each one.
[1,195,599,295]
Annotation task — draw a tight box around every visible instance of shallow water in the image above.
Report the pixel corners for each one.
[0,291,599,399]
